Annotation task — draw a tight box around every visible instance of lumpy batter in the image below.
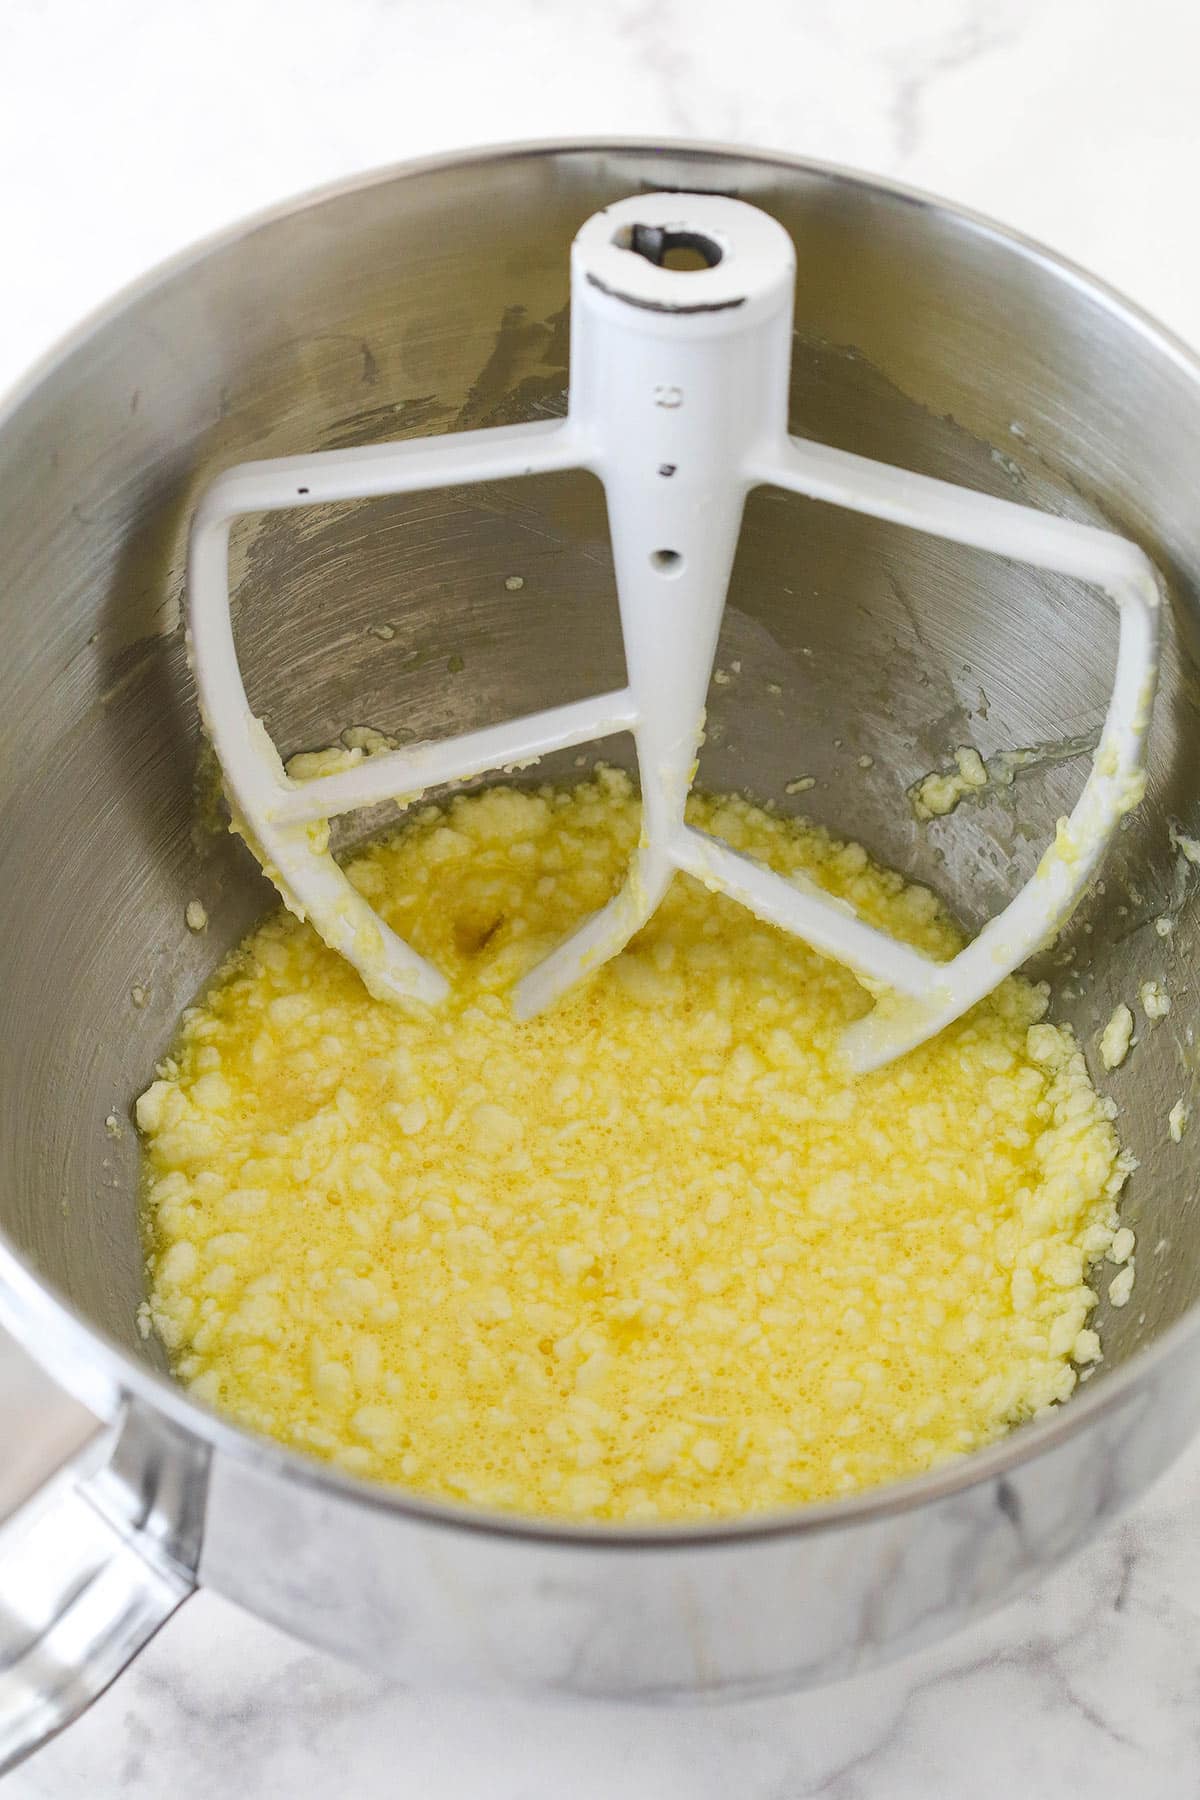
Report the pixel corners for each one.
[138,770,1130,1520]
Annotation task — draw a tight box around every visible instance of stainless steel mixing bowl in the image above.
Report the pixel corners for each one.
[3,140,1200,1771]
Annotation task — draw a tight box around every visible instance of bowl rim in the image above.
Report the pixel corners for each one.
[2,132,1197,1552]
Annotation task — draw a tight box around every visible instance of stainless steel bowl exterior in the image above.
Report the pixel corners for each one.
[3,141,1200,1762]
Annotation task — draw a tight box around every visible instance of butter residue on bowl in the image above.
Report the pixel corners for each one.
[909,746,989,820]
[908,734,1099,823]
[137,770,1132,1521]
[1100,1003,1135,1071]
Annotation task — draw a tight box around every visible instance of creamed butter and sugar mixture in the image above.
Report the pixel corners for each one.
[138,771,1130,1520]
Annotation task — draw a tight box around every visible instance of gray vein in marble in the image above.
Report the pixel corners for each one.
[615,0,700,136]
[885,2,1033,161]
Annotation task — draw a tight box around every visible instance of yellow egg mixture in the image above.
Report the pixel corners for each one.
[138,770,1131,1521]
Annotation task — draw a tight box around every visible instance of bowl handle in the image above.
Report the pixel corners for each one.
[0,1327,202,1775]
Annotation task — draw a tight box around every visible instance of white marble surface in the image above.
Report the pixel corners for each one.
[5,0,1200,1791]
[11,1453,1200,1800]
